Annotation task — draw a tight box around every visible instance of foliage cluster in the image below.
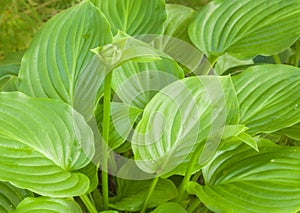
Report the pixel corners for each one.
[0,0,300,212]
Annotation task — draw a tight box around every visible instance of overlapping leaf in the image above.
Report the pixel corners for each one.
[232,64,300,134]
[188,139,300,213]
[0,92,94,197]
[0,182,33,213]
[132,76,239,177]
[96,102,143,149]
[14,197,82,213]
[163,4,195,42]
[112,57,185,109]
[189,0,300,59]
[18,1,112,120]
[280,123,300,141]
[91,0,166,35]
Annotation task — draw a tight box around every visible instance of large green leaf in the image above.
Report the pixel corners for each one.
[112,57,185,109]
[232,64,300,134]
[110,178,178,211]
[91,0,166,35]
[0,182,33,213]
[0,92,94,197]
[132,76,239,177]
[189,0,300,59]
[18,1,112,120]
[188,139,300,213]
[14,197,82,213]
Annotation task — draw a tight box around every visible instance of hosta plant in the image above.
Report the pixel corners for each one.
[1,0,300,212]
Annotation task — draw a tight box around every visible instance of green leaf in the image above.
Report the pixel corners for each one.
[96,102,143,149]
[18,1,113,120]
[110,178,178,211]
[214,53,253,75]
[0,60,20,92]
[91,0,166,35]
[77,162,98,194]
[221,125,248,141]
[132,76,239,177]
[151,202,187,213]
[0,92,94,197]
[232,64,300,134]
[0,182,33,213]
[253,49,293,64]
[189,0,300,59]
[221,125,258,151]
[14,197,82,213]
[163,4,195,42]
[236,132,258,152]
[280,123,300,141]
[0,64,19,78]
[188,139,300,213]
[112,57,185,109]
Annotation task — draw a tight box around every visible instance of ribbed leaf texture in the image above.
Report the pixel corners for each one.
[232,64,300,134]
[188,139,300,213]
[0,92,94,197]
[189,0,300,59]
[91,0,166,35]
[18,1,112,120]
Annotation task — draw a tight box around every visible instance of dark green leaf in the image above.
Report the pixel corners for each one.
[0,182,33,213]
[151,202,187,213]
[110,178,178,211]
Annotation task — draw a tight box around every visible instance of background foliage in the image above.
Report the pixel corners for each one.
[0,0,81,61]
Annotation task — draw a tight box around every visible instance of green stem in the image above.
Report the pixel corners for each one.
[187,199,202,213]
[273,54,281,64]
[176,146,203,203]
[102,71,113,210]
[92,188,103,211]
[141,177,159,213]
[80,194,98,213]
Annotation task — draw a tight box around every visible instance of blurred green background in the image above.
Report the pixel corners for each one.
[0,0,81,62]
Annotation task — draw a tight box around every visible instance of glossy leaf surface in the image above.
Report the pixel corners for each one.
[189,0,300,59]
[91,0,166,35]
[232,64,300,134]
[132,76,239,177]
[0,92,94,197]
[14,197,82,213]
[188,139,300,213]
[18,1,112,120]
